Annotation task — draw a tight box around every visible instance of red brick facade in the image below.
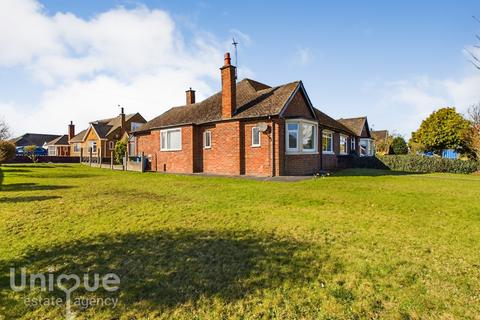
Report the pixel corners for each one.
[136,88,361,176]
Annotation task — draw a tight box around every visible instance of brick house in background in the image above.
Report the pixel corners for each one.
[133,53,372,176]
[69,109,146,159]
[337,117,375,157]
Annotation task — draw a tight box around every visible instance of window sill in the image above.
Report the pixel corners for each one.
[322,151,335,155]
[204,146,211,149]
[251,145,261,148]
[286,151,319,155]
[160,149,182,152]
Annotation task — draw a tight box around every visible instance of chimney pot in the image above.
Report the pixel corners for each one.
[224,52,231,66]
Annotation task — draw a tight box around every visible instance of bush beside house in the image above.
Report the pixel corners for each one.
[353,155,478,174]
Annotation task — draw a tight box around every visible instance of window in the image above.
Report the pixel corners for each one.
[48,146,56,156]
[89,141,97,153]
[302,123,315,151]
[322,131,333,153]
[286,120,318,153]
[160,128,182,151]
[129,137,136,156]
[287,123,299,151]
[252,127,261,147]
[131,122,143,131]
[360,139,375,157]
[340,135,348,154]
[109,141,115,150]
[73,143,80,152]
[350,137,356,152]
[204,131,212,149]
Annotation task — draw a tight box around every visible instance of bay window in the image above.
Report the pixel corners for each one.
[286,120,317,153]
[360,138,375,157]
[322,131,333,153]
[160,128,182,151]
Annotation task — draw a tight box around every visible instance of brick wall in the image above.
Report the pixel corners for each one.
[243,120,272,176]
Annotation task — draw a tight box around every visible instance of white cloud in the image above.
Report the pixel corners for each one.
[373,73,480,136]
[294,47,313,66]
[0,0,236,136]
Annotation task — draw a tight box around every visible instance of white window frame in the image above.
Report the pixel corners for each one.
[73,143,80,153]
[48,146,56,156]
[89,141,97,153]
[322,131,334,154]
[285,120,318,154]
[251,127,261,147]
[350,137,356,152]
[204,131,212,149]
[339,134,348,155]
[359,138,375,157]
[109,141,115,150]
[160,128,182,151]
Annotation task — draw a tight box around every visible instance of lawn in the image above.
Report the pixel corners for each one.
[0,164,479,319]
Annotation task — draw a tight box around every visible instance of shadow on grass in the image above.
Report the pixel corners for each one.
[0,195,61,203]
[3,164,59,169]
[0,229,336,318]
[0,183,74,192]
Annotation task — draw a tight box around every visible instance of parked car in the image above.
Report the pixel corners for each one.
[16,146,48,156]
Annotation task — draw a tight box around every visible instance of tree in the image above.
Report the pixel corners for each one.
[390,136,408,155]
[24,145,39,163]
[465,103,480,160]
[114,139,127,165]
[409,107,471,154]
[0,141,15,165]
[0,117,11,140]
[466,16,480,70]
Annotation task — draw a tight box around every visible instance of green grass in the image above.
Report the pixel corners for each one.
[0,164,479,319]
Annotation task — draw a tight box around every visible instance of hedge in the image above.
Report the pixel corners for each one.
[352,155,479,174]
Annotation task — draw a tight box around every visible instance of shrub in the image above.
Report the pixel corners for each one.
[390,137,408,155]
[23,145,38,163]
[0,140,16,164]
[114,139,127,165]
[353,155,478,174]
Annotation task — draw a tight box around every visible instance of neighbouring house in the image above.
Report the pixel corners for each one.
[11,133,61,148]
[337,117,375,157]
[11,133,60,155]
[69,108,147,159]
[45,135,71,156]
[133,52,373,176]
[371,130,390,154]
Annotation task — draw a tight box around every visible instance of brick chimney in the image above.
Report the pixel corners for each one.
[221,52,236,119]
[186,88,195,105]
[68,121,75,141]
[120,107,126,133]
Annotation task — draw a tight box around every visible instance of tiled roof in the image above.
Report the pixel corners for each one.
[11,133,61,147]
[371,130,389,143]
[314,109,355,135]
[336,117,369,137]
[45,135,69,146]
[69,129,88,143]
[137,79,300,131]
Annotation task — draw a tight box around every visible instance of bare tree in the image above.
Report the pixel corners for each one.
[0,117,11,140]
[465,103,480,159]
[467,16,480,70]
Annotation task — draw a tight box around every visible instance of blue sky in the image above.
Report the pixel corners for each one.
[1,0,480,137]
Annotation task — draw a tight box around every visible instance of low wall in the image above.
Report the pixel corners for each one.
[9,156,81,163]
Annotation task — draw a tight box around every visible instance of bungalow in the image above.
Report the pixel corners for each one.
[45,134,70,156]
[69,109,146,159]
[337,117,375,157]
[133,53,372,176]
